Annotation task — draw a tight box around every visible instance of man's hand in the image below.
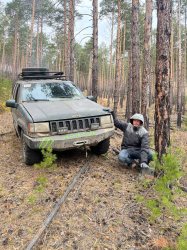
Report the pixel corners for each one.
[103,108,115,118]
[140,163,150,169]
[103,108,114,113]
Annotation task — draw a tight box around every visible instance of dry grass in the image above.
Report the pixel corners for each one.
[0,102,187,249]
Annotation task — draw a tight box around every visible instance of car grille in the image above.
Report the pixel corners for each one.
[50,117,101,134]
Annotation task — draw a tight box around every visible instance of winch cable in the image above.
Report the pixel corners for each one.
[25,154,94,250]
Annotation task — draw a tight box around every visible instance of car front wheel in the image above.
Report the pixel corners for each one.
[21,130,41,165]
[90,138,110,155]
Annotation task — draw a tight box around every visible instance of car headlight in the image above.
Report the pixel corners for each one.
[100,115,112,125]
[28,122,50,133]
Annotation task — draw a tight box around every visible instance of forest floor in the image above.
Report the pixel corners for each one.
[0,101,187,250]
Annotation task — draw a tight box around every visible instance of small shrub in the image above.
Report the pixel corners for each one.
[28,195,37,203]
[35,185,44,193]
[177,223,187,250]
[138,147,187,222]
[94,197,101,203]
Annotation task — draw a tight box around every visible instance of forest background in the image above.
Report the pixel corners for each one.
[0,0,187,249]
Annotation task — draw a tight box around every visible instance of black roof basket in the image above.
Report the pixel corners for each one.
[18,68,66,80]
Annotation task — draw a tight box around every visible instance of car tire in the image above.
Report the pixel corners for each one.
[21,130,42,165]
[90,138,110,155]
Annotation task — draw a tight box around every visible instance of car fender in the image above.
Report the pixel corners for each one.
[17,118,28,135]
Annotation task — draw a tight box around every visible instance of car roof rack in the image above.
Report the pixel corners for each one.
[18,68,66,80]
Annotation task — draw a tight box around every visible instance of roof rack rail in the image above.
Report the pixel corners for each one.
[18,68,66,80]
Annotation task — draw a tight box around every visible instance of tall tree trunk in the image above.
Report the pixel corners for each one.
[56,35,59,71]
[2,26,7,76]
[87,54,92,96]
[120,21,126,108]
[107,11,114,107]
[59,45,62,72]
[12,13,18,90]
[141,0,152,130]
[177,0,182,127]
[92,0,98,102]
[126,43,132,121]
[28,0,35,67]
[20,48,24,71]
[36,0,40,67]
[40,13,43,67]
[155,0,171,160]
[66,0,72,81]
[170,8,173,114]
[16,35,20,73]
[64,0,67,75]
[70,0,75,81]
[182,8,186,115]
[113,0,121,113]
[132,0,140,114]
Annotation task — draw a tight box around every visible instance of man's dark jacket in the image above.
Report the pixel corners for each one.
[113,113,149,163]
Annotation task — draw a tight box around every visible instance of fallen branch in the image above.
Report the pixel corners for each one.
[25,155,94,250]
[0,130,14,136]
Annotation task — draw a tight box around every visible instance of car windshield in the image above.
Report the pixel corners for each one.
[22,82,85,101]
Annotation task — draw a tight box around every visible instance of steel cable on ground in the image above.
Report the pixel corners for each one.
[25,154,94,250]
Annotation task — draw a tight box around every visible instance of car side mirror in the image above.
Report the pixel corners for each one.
[87,96,94,101]
[6,100,17,108]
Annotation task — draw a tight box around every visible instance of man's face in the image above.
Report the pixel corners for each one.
[133,119,141,127]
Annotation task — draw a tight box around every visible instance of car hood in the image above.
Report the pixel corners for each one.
[22,99,108,122]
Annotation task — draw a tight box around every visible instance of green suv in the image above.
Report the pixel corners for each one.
[6,68,114,165]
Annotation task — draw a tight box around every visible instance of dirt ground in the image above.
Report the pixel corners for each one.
[0,106,187,250]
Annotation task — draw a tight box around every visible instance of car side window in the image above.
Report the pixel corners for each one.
[15,85,20,103]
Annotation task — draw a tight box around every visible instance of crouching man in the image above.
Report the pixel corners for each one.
[111,111,154,168]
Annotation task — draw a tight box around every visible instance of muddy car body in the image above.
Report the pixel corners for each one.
[6,68,114,165]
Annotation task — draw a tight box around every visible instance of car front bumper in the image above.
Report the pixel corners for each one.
[23,127,115,150]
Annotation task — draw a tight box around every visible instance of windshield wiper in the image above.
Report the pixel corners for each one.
[23,99,49,102]
[58,96,73,98]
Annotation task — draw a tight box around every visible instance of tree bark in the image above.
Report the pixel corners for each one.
[131,0,140,114]
[69,0,75,82]
[177,0,182,127]
[40,13,43,67]
[155,0,171,160]
[28,0,35,67]
[120,22,126,108]
[126,43,132,121]
[182,8,186,115]
[107,11,114,107]
[2,26,7,76]
[113,0,121,113]
[36,0,40,67]
[141,0,152,130]
[12,13,18,90]
[66,0,72,81]
[64,0,67,75]
[92,0,98,102]
[170,8,173,115]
